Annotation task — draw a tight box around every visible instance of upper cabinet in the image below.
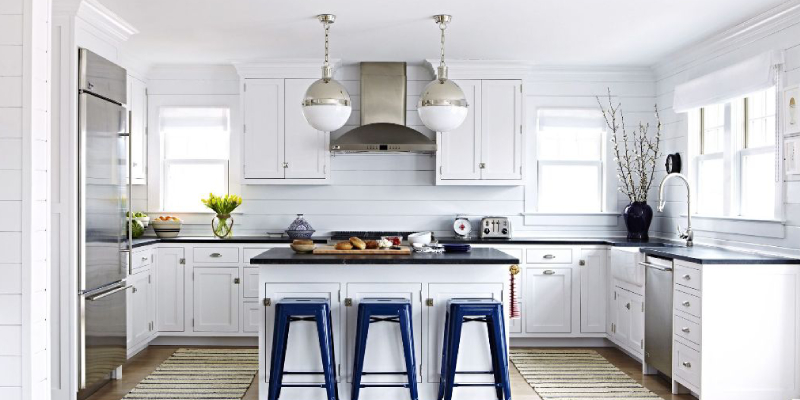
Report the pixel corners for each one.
[127,75,148,185]
[436,79,523,185]
[242,78,330,184]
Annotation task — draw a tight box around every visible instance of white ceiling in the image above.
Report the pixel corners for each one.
[99,0,789,67]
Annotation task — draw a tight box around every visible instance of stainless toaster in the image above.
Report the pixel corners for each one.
[480,217,511,239]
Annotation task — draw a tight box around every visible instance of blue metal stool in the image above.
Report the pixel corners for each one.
[437,298,511,400]
[267,298,339,400]
[351,298,418,400]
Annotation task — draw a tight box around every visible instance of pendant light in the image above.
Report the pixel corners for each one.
[302,14,352,132]
[418,14,468,133]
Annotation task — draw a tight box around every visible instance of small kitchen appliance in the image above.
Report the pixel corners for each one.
[480,217,511,239]
[453,216,472,238]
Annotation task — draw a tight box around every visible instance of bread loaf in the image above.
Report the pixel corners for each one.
[349,237,366,250]
[293,239,313,246]
[335,241,353,250]
[365,240,379,249]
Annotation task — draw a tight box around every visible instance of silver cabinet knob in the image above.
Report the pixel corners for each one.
[479,163,486,169]
[142,256,149,261]
[681,327,690,333]
[682,274,691,280]
[233,278,240,284]
[625,303,631,310]
[681,300,691,307]
[682,361,692,368]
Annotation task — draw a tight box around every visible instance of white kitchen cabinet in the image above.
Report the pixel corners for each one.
[156,247,185,332]
[344,283,422,384]
[611,287,644,356]
[127,75,147,185]
[436,79,523,185]
[242,78,329,183]
[128,270,154,353]
[580,249,607,333]
[426,283,503,385]
[262,283,341,385]
[492,247,524,334]
[284,79,329,179]
[193,267,240,332]
[243,79,285,179]
[525,267,572,333]
[242,301,262,333]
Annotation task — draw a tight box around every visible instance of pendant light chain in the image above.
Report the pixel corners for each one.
[439,21,447,68]
[324,21,330,68]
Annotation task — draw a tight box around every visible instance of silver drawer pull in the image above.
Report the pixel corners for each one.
[682,361,692,368]
[543,270,555,275]
[543,254,556,259]
[210,253,222,258]
[681,300,691,307]
[682,274,691,280]
[681,327,690,333]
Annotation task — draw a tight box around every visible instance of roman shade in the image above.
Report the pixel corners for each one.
[673,50,784,113]
[160,107,229,130]
[537,109,607,131]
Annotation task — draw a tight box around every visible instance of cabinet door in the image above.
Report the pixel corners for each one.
[613,288,644,353]
[580,249,607,333]
[525,267,571,333]
[344,283,422,384]
[193,267,239,332]
[495,248,524,334]
[629,294,644,353]
[129,76,147,184]
[244,79,284,179]
[156,248,185,332]
[437,80,481,180]
[480,80,522,180]
[263,283,341,388]
[130,272,151,346]
[427,283,503,386]
[242,301,261,333]
[284,79,329,179]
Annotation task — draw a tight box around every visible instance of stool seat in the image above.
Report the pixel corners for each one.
[438,298,511,400]
[268,298,338,400]
[351,298,418,400]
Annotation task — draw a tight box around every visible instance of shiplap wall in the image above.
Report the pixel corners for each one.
[140,64,656,238]
[0,0,51,399]
[652,2,800,257]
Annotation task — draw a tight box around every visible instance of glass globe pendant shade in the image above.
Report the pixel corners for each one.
[301,75,352,132]
[418,76,468,132]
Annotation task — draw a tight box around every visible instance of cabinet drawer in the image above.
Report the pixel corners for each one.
[675,264,701,292]
[674,314,701,346]
[243,267,259,298]
[131,248,153,273]
[244,248,273,264]
[674,340,701,389]
[674,290,701,318]
[193,247,239,263]
[526,248,572,264]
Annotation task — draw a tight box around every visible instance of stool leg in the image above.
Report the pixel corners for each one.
[437,308,452,400]
[398,307,419,400]
[486,314,503,400]
[489,308,511,400]
[276,312,292,400]
[316,308,338,400]
[443,308,464,400]
[328,308,340,399]
[268,307,289,400]
[351,306,371,400]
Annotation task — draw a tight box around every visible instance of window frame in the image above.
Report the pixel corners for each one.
[147,94,241,214]
[536,159,604,213]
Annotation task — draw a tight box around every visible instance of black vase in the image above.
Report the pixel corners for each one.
[623,202,653,241]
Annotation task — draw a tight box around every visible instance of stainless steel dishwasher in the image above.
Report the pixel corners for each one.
[642,255,674,378]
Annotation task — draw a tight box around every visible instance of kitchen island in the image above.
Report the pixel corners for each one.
[251,247,520,400]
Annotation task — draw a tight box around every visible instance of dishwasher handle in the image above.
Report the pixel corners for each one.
[639,261,673,272]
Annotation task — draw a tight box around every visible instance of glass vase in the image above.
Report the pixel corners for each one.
[212,214,234,239]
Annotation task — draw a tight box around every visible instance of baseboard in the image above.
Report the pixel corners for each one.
[150,336,259,346]
[510,337,614,347]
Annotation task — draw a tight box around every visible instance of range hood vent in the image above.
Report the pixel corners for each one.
[330,62,437,154]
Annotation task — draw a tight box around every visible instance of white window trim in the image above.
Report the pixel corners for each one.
[147,94,241,214]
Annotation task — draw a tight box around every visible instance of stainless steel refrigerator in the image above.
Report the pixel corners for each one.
[77,48,132,398]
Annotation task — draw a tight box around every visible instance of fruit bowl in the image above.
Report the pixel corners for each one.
[152,218,182,238]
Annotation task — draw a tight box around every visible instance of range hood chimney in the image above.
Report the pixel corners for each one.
[330,62,437,154]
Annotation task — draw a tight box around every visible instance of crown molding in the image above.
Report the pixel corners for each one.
[653,0,800,78]
[424,59,537,80]
[424,59,655,81]
[234,59,342,79]
[54,0,138,42]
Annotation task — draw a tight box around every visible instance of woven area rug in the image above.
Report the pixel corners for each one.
[510,349,662,400]
[123,348,258,400]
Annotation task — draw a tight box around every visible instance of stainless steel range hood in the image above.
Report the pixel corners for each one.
[330,62,437,154]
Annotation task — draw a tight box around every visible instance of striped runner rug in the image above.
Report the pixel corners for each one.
[123,348,258,400]
[510,349,663,400]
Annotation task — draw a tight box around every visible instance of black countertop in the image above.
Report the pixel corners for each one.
[250,247,520,265]
[640,246,800,264]
[132,236,329,248]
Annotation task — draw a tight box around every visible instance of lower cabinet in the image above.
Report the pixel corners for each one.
[193,267,240,332]
[580,249,607,333]
[426,283,503,384]
[127,268,155,357]
[156,247,185,332]
[242,301,262,333]
[524,267,572,333]
[610,287,644,356]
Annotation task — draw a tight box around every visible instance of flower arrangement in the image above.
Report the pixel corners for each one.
[201,193,242,238]
[597,89,662,203]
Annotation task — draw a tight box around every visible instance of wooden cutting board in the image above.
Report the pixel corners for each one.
[312,245,412,255]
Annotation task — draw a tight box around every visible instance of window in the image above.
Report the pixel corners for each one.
[693,87,778,219]
[160,107,230,212]
[536,109,605,213]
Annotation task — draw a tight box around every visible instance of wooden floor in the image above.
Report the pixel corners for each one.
[86,346,695,400]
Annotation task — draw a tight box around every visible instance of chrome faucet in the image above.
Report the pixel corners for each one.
[657,173,693,247]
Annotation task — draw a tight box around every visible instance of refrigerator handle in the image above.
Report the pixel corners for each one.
[126,110,133,274]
